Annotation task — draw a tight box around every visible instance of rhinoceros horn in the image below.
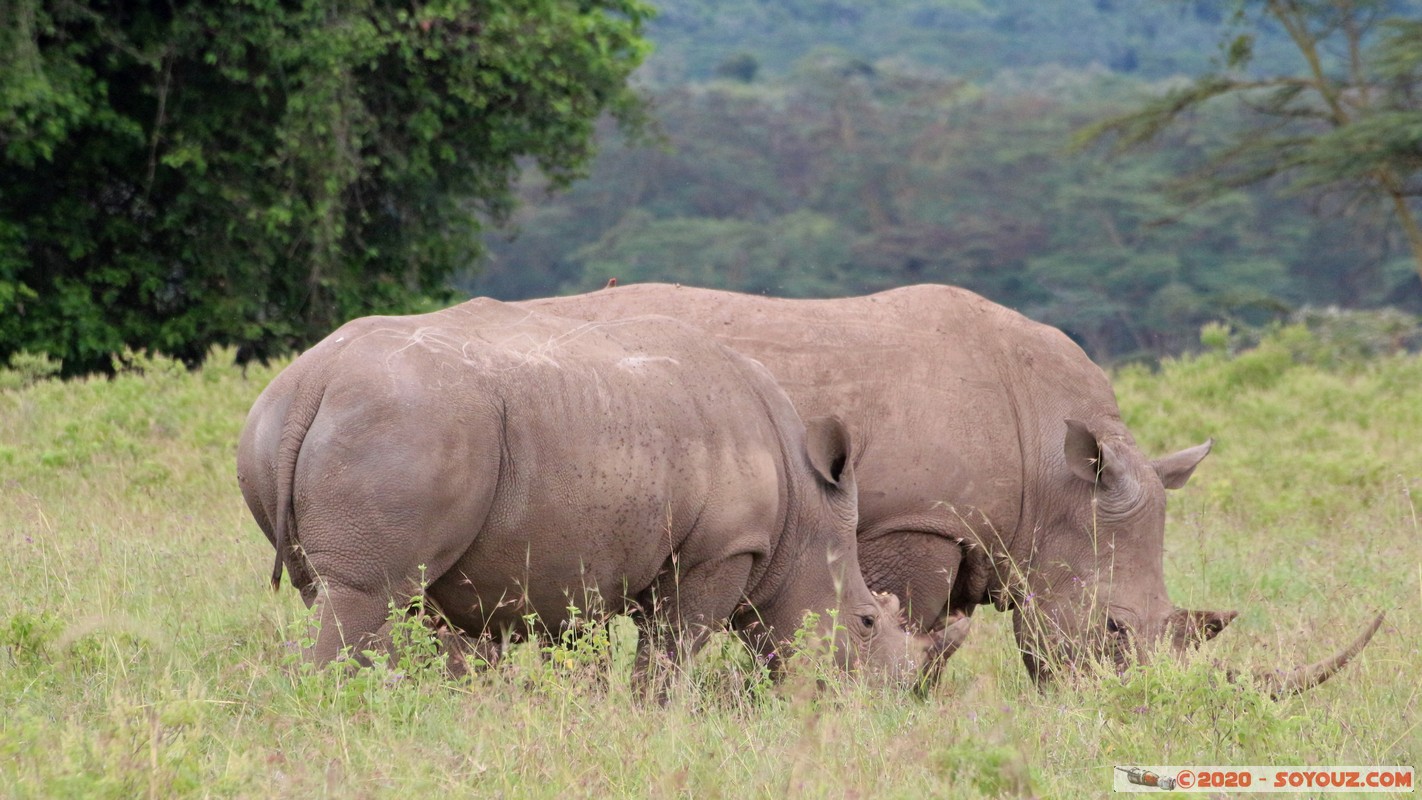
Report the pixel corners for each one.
[1242,611,1386,700]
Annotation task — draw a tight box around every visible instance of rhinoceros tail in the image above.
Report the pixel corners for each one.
[271,378,328,592]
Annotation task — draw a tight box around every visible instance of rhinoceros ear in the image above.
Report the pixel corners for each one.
[804,415,853,488]
[1064,419,1147,507]
[1152,438,1213,490]
[1064,419,1106,484]
[1064,419,1143,498]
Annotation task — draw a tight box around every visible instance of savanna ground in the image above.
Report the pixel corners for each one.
[1,325,1418,798]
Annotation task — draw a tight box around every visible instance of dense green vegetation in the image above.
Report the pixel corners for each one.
[637,0,1306,83]
[2,327,1417,796]
[465,0,1422,362]
[1089,0,1422,289]
[1,0,650,374]
[5,0,1422,368]
[470,58,1422,360]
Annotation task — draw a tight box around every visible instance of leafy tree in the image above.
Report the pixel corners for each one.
[1081,0,1422,290]
[0,0,650,373]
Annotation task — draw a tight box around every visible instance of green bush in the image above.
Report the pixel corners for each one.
[2,0,651,374]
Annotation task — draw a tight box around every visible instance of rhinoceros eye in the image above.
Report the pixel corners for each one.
[861,615,876,629]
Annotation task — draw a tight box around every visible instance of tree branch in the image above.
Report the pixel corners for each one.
[1266,0,1351,126]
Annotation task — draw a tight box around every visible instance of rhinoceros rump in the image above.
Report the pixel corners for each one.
[519,283,1381,692]
[237,299,942,692]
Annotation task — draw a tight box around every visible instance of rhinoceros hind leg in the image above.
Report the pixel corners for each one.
[436,628,503,677]
[307,580,397,666]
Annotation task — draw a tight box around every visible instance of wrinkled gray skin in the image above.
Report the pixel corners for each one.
[520,283,1360,685]
[237,299,937,690]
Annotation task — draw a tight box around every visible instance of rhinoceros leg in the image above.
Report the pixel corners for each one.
[307,579,397,665]
[434,627,503,677]
[631,552,755,702]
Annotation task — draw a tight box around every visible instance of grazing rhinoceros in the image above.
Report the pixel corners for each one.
[519,283,1382,693]
[236,299,945,690]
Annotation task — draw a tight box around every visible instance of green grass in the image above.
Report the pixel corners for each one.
[2,337,1418,798]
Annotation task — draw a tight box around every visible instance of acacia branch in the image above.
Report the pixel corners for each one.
[1266,0,1351,126]
[1344,5,1367,104]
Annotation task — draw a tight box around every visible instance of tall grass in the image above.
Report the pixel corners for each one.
[1,333,1417,798]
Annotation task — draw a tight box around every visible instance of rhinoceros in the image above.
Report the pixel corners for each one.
[519,283,1382,693]
[236,298,945,690]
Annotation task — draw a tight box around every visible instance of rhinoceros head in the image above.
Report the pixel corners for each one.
[786,417,950,687]
[1008,417,1227,683]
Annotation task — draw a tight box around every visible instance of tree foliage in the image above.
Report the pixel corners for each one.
[471,55,1420,361]
[1082,0,1422,286]
[0,0,650,373]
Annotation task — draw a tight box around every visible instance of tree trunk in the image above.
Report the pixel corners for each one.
[1382,174,1422,286]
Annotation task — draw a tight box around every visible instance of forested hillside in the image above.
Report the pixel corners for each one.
[463,0,1422,359]
[468,5,1422,361]
[637,0,1302,83]
[5,0,1422,367]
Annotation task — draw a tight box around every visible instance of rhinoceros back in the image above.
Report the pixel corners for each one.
[518,285,1053,542]
[244,298,805,638]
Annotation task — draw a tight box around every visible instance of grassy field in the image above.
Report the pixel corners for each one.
[1,331,1418,798]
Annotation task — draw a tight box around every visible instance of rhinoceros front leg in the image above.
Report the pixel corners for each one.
[631,552,755,702]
